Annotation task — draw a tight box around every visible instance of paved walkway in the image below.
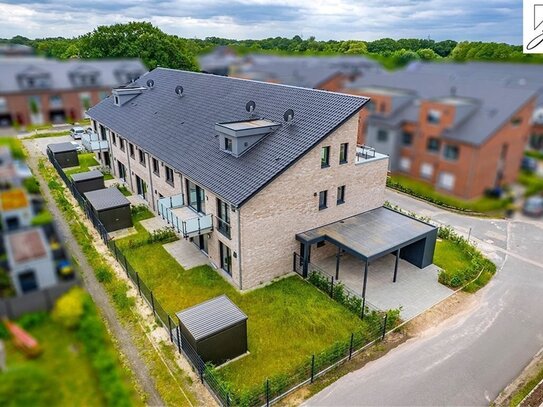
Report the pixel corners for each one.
[318,253,452,320]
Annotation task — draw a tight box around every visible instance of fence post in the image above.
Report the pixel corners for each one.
[150,291,155,316]
[266,378,270,407]
[349,333,354,360]
[310,355,315,383]
[136,272,141,296]
[199,364,204,383]
[330,276,334,298]
[381,314,388,340]
[113,244,118,261]
[176,326,182,353]
[226,393,230,407]
[167,315,173,342]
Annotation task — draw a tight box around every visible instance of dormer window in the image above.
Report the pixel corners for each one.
[112,85,144,107]
[427,109,442,124]
[114,95,120,106]
[17,68,51,90]
[224,138,233,152]
[215,118,281,158]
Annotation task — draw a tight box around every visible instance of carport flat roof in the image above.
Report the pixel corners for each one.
[296,207,436,261]
[47,142,77,153]
[84,187,130,211]
[71,170,103,182]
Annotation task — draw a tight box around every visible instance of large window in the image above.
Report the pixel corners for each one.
[152,158,159,175]
[399,157,411,172]
[427,109,441,124]
[217,198,231,239]
[339,143,348,164]
[119,137,125,151]
[426,137,441,153]
[111,132,116,146]
[321,146,330,168]
[443,144,459,160]
[337,185,346,205]
[165,166,174,186]
[129,143,135,158]
[420,162,434,179]
[402,131,413,146]
[377,129,388,142]
[319,190,328,210]
[219,242,232,275]
[138,149,146,166]
[438,172,455,190]
[186,180,205,213]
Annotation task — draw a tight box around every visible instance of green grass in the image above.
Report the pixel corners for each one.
[388,174,509,214]
[104,173,114,181]
[24,130,71,139]
[2,313,140,406]
[525,150,543,161]
[65,153,100,176]
[23,176,40,194]
[116,221,374,394]
[518,170,543,197]
[434,240,472,280]
[510,365,543,406]
[0,137,25,159]
[118,184,132,196]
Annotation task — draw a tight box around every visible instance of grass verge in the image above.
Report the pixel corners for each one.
[518,170,543,197]
[23,130,71,139]
[0,137,25,159]
[510,366,543,406]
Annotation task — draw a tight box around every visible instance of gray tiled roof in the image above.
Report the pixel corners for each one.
[71,170,103,182]
[84,187,130,211]
[88,68,368,207]
[346,70,538,146]
[47,142,77,153]
[176,295,247,341]
[0,57,146,94]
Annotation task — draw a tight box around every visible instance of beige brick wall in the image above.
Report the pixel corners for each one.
[239,114,388,289]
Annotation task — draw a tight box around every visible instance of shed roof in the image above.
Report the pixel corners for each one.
[296,207,436,261]
[47,142,77,153]
[0,188,28,211]
[6,228,47,264]
[71,170,103,182]
[176,295,247,341]
[84,187,130,211]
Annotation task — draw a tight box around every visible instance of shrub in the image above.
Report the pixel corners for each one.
[23,176,40,194]
[52,287,86,330]
[0,320,9,339]
[18,312,48,329]
[31,210,54,226]
[95,265,113,283]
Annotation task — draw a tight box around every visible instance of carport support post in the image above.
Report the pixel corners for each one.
[302,243,311,278]
[393,249,400,283]
[361,261,369,320]
[335,246,341,280]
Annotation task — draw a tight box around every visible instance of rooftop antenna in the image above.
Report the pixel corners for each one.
[146,79,155,89]
[283,109,294,123]
[246,100,256,113]
[175,85,184,97]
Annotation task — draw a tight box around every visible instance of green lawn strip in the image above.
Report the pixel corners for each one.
[24,130,71,139]
[37,158,197,407]
[65,153,100,176]
[116,221,382,396]
[0,137,25,159]
[518,170,543,197]
[525,150,543,161]
[104,173,114,180]
[510,365,543,406]
[387,174,509,214]
[1,313,106,406]
[118,184,133,196]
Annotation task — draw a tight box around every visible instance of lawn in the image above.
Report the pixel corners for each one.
[434,239,472,280]
[0,137,25,159]
[116,220,375,394]
[65,153,100,177]
[388,174,509,214]
[518,170,543,197]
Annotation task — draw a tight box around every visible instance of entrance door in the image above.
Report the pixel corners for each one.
[18,270,38,293]
[136,175,147,199]
[103,151,111,168]
[198,235,208,254]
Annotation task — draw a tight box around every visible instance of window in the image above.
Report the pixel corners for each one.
[339,143,348,164]
[152,158,159,175]
[186,180,205,213]
[129,143,134,158]
[427,109,441,124]
[119,138,125,151]
[165,166,174,186]
[0,97,7,112]
[321,146,330,168]
[217,198,231,239]
[337,185,345,205]
[111,132,116,146]
[511,117,522,127]
[18,270,38,294]
[138,149,146,166]
[420,163,434,179]
[318,190,328,210]
[438,172,455,190]
[443,144,459,160]
[99,124,107,141]
[49,95,62,109]
[399,157,411,172]
[219,242,232,275]
[224,137,233,152]
[402,131,413,146]
[426,137,441,153]
[114,95,120,106]
[377,129,388,142]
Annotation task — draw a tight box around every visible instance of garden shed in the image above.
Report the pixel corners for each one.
[84,187,132,232]
[177,295,248,365]
[47,142,79,168]
[72,170,104,194]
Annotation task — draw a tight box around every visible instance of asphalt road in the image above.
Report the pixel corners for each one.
[306,190,543,406]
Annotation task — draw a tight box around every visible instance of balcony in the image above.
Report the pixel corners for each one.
[82,131,109,153]
[157,194,213,238]
[355,144,388,165]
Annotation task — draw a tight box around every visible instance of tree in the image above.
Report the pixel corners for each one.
[416,48,439,60]
[77,22,197,71]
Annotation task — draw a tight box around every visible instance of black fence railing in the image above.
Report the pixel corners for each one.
[47,152,401,406]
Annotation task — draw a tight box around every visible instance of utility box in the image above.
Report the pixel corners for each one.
[72,170,105,195]
[177,295,248,365]
[84,188,132,232]
[47,142,79,168]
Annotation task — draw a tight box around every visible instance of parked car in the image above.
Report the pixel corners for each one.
[70,127,85,140]
[522,196,543,217]
[69,141,84,153]
[521,156,538,173]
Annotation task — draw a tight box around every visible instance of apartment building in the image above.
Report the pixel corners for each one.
[343,70,537,199]
[0,57,146,127]
[88,69,437,290]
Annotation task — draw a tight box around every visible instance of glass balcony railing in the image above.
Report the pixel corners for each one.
[158,194,213,238]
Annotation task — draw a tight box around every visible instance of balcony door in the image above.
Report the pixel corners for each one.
[136,175,147,199]
[186,180,205,214]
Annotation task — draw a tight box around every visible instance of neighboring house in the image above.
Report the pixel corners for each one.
[2,225,74,296]
[198,46,241,76]
[343,70,537,199]
[0,146,32,188]
[0,188,33,231]
[0,44,34,57]
[0,57,146,127]
[87,68,437,291]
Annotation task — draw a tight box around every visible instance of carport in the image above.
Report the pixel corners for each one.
[296,207,437,307]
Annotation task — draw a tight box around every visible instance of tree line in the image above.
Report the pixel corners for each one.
[1,22,542,71]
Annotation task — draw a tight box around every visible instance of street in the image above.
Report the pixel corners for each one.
[306,190,543,406]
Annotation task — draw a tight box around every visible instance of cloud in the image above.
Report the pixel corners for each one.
[0,0,522,43]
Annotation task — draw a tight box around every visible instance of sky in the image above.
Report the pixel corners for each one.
[0,0,522,43]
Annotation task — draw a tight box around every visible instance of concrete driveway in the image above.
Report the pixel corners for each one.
[24,134,80,156]
[305,190,543,406]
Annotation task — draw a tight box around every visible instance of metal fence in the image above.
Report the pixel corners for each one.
[47,152,401,407]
